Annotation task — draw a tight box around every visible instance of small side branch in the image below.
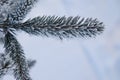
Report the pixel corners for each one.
[4,31,32,80]
[8,0,37,23]
[0,53,36,79]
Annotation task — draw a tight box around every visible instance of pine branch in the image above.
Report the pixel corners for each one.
[0,0,105,80]
[0,53,36,79]
[8,0,37,23]
[0,54,8,79]
[13,16,104,39]
[4,31,31,80]
[0,53,14,79]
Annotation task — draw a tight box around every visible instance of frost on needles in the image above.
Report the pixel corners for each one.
[0,0,104,80]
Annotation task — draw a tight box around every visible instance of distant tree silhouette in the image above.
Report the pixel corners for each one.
[0,0,104,80]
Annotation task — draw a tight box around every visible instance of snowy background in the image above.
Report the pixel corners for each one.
[3,0,120,80]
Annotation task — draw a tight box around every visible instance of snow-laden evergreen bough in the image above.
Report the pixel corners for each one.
[0,0,104,80]
[0,53,36,79]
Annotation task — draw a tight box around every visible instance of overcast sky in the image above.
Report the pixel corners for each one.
[3,0,120,80]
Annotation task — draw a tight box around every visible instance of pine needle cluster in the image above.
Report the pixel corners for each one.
[0,0,104,80]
